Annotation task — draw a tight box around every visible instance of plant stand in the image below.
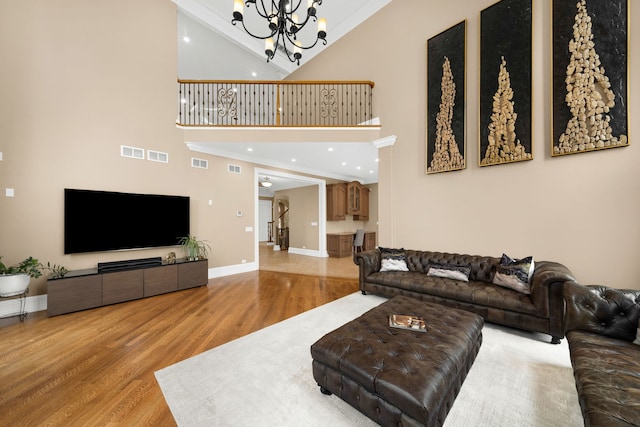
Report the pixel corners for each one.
[0,287,29,322]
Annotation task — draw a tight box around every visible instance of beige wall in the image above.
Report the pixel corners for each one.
[0,0,261,295]
[291,0,640,289]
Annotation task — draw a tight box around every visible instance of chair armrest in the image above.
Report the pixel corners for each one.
[354,249,381,290]
[529,261,575,310]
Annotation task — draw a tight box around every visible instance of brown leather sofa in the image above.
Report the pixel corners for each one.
[563,281,640,427]
[354,249,575,343]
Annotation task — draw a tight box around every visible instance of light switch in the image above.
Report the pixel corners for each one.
[6,188,14,197]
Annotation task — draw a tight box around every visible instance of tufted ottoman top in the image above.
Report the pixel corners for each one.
[311,295,484,424]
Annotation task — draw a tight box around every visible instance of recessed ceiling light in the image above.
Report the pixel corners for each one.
[369,170,374,174]
[291,158,296,162]
[183,36,190,43]
[356,166,361,170]
[328,147,334,152]
[251,72,257,77]
[247,148,253,152]
[375,158,379,162]
[341,162,347,166]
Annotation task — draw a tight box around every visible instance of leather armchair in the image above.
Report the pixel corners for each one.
[563,281,640,427]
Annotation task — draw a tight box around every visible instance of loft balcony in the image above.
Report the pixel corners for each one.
[177,80,377,128]
[176,80,383,183]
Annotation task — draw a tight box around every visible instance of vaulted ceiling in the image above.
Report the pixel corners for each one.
[173,0,392,190]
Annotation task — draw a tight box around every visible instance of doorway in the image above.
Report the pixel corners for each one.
[254,167,327,265]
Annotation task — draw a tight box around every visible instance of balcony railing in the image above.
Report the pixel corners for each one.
[177,80,374,127]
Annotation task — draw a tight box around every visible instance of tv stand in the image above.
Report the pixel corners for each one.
[47,258,208,316]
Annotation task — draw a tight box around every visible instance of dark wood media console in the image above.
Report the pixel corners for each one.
[47,258,208,316]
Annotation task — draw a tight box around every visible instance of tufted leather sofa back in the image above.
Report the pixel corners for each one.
[563,280,640,342]
[404,250,499,283]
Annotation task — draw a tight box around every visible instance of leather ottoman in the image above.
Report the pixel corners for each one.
[311,295,484,427]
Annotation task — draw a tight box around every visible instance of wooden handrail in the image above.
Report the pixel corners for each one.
[178,79,375,88]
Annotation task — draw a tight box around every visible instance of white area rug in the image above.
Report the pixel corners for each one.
[155,293,583,426]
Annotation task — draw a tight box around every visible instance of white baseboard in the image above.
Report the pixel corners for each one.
[287,247,329,258]
[0,294,48,317]
[208,262,258,279]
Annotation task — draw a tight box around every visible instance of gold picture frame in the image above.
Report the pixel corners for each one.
[551,0,629,156]
[426,20,467,175]
[479,0,533,167]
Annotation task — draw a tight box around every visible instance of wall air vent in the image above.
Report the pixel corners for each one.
[121,145,144,160]
[192,158,208,169]
[148,150,168,163]
[228,164,241,174]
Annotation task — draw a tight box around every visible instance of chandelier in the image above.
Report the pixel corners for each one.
[232,1,327,65]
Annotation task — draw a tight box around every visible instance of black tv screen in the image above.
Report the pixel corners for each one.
[64,189,190,254]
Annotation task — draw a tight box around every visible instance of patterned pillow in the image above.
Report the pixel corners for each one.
[492,254,535,294]
[427,263,471,282]
[379,247,409,272]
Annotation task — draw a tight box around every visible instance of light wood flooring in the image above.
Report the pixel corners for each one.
[0,246,360,426]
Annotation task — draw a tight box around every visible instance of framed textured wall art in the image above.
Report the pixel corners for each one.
[479,0,532,167]
[552,0,628,156]
[426,20,466,174]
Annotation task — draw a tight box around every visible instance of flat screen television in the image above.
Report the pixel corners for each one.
[64,188,190,254]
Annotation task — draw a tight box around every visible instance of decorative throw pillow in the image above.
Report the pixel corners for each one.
[492,254,535,294]
[634,319,640,345]
[427,263,471,282]
[379,247,409,272]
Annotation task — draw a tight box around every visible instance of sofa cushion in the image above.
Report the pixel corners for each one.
[427,263,471,282]
[635,320,640,345]
[493,254,534,294]
[567,330,640,426]
[380,247,409,272]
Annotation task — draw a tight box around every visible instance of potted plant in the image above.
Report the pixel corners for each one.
[178,235,211,261]
[0,256,68,297]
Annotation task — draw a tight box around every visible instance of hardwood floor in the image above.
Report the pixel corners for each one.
[0,249,360,426]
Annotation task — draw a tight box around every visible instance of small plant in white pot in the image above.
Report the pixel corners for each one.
[0,256,68,297]
[178,236,211,261]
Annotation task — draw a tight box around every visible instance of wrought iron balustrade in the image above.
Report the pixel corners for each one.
[177,80,374,127]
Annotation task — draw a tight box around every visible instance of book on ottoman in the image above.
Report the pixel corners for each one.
[389,314,427,332]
